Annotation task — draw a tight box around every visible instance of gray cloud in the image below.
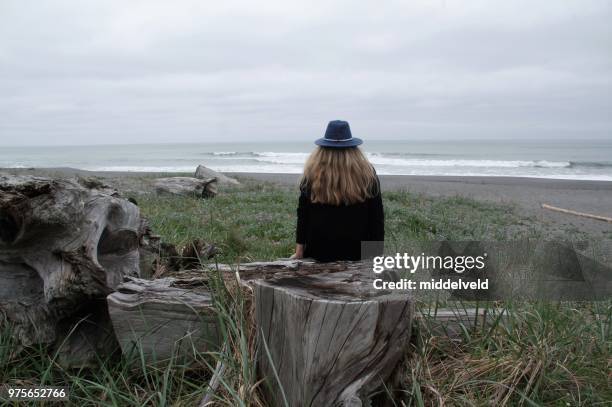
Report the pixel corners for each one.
[0,0,611,145]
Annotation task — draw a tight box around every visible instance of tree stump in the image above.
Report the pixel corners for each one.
[0,175,142,366]
[154,177,217,198]
[254,264,414,407]
[107,277,220,363]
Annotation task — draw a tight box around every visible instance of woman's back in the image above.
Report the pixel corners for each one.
[297,179,383,261]
[292,120,384,262]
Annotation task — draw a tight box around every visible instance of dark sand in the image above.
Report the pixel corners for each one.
[2,168,611,237]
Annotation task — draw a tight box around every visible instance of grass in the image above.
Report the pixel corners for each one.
[134,180,550,264]
[0,321,212,406]
[135,182,297,263]
[1,180,609,406]
[404,301,611,406]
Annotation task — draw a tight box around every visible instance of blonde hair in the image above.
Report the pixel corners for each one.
[300,146,378,206]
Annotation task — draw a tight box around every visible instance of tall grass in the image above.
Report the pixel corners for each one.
[2,300,609,405]
[199,263,266,406]
[401,301,611,406]
[0,263,263,406]
[0,320,212,405]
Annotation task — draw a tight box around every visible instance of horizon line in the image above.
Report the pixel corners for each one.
[2,136,612,148]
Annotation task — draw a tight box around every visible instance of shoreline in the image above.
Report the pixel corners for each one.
[229,172,612,236]
[3,166,612,186]
[2,167,612,236]
[227,172,612,189]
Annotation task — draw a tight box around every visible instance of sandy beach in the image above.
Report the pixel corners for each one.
[2,167,611,237]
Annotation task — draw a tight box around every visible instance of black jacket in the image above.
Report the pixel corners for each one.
[296,177,384,262]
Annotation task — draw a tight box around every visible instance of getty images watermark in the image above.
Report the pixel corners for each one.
[361,240,612,300]
[371,252,489,291]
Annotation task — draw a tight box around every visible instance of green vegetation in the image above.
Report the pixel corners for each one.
[1,181,609,406]
[135,181,549,264]
[408,302,611,406]
[135,181,297,263]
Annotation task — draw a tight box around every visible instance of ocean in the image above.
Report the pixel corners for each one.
[2,139,612,181]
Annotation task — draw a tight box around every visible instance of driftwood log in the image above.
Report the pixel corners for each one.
[0,175,142,366]
[107,277,220,362]
[541,203,612,223]
[107,260,347,364]
[154,177,217,198]
[195,165,240,185]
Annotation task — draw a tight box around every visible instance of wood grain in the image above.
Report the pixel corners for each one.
[254,263,414,407]
[107,277,220,363]
[0,175,142,367]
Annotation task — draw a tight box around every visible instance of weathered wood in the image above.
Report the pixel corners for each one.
[171,259,350,282]
[111,260,413,403]
[195,165,240,185]
[416,308,489,339]
[254,263,414,407]
[0,175,142,366]
[154,177,217,198]
[541,203,612,223]
[107,260,339,364]
[107,277,220,363]
[139,234,217,279]
[199,344,227,407]
[137,224,165,279]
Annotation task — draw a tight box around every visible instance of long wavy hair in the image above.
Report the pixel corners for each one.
[300,146,378,206]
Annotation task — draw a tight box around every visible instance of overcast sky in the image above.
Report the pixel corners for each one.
[0,0,611,146]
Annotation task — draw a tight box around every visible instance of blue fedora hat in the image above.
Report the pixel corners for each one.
[315,120,363,148]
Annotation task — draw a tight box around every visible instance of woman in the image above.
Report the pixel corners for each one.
[291,120,384,262]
